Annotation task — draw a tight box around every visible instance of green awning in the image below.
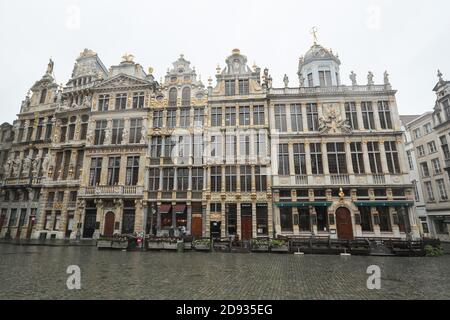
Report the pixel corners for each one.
[275,202,332,208]
[354,201,414,207]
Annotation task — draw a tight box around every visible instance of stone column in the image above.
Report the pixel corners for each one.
[345,141,354,174]
[379,140,390,174]
[267,201,274,238]
[204,202,210,238]
[302,104,308,133]
[236,201,241,238]
[134,200,143,234]
[322,142,329,175]
[356,101,364,131]
[93,200,103,239]
[221,200,226,238]
[373,101,381,130]
[187,202,192,235]
[362,141,372,174]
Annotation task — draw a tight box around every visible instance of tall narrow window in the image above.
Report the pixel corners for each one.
[239,79,249,95]
[318,70,332,87]
[182,87,191,106]
[378,101,392,129]
[361,102,375,130]
[153,110,163,128]
[350,142,365,174]
[211,135,222,159]
[80,115,89,140]
[162,168,174,191]
[129,118,142,144]
[177,168,189,191]
[255,132,267,159]
[179,108,190,128]
[253,105,265,125]
[310,143,323,174]
[193,108,204,126]
[39,89,47,104]
[437,179,448,201]
[384,141,400,174]
[193,134,204,164]
[274,105,287,132]
[255,166,267,191]
[150,136,162,158]
[225,166,237,192]
[148,168,160,191]
[307,73,313,87]
[239,134,250,160]
[166,109,176,128]
[107,156,121,186]
[211,107,222,127]
[327,142,347,174]
[290,104,303,132]
[211,166,222,192]
[36,118,44,140]
[293,143,306,175]
[89,157,102,186]
[191,168,204,191]
[306,103,319,131]
[115,93,127,110]
[94,120,107,145]
[367,142,382,173]
[240,165,252,192]
[345,102,358,130]
[168,88,177,107]
[225,80,235,96]
[98,95,110,111]
[111,119,124,145]
[132,92,145,109]
[164,136,174,158]
[225,107,236,126]
[425,182,435,201]
[225,135,236,162]
[278,143,290,175]
[239,106,250,125]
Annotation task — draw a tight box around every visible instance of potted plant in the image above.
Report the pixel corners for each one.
[147,237,164,250]
[270,239,289,253]
[251,239,270,252]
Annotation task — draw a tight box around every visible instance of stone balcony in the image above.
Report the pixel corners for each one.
[78,185,144,197]
[1,176,43,187]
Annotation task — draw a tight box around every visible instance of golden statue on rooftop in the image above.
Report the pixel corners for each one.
[122,53,134,63]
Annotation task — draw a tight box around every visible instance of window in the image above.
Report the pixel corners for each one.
[225,166,237,192]
[166,109,176,128]
[107,156,120,186]
[351,142,365,174]
[424,123,432,134]
[125,156,139,185]
[384,141,400,174]
[211,107,222,127]
[306,103,319,131]
[413,128,421,139]
[298,208,310,232]
[432,158,442,175]
[444,99,450,120]
[255,132,267,159]
[239,106,250,126]
[111,119,124,145]
[327,142,347,174]
[290,104,303,132]
[36,118,44,140]
[367,142,382,174]
[148,168,160,191]
[179,108,190,128]
[89,157,102,186]
[318,70,332,87]
[193,108,204,126]
[280,207,293,232]
[169,88,177,107]
[413,181,420,202]
[274,105,287,132]
[225,135,236,161]
[428,141,437,154]
[345,102,358,130]
[193,134,204,164]
[361,102,375,130]
[437,179,448,201]
[177,135,191,159]
[377,207,391,232]
[132,92,145,109]
[440,135,450,160]
[177,168,189,191]
[74,150,84,179]
[162,168,174,191]
[181,87,191,106]
[211,135,222,159]
[425,181,435,201]
[68,118,76,141]
[316,207,329,232]
[240,165,252,192]
[307,73,313,87]
[192,168,204,191]
[163,136,174,158]
[255,166,267,192]
[225,80,235,96]
[293,143,306,175]
[420,162,430,178]
[211,166,222,192]
[39,89,47,104]
[97,95,109,111]
[152,110,162,128]
[253,106,265,125]
[239,134,250,160]
[94,120,107,145]
[310,143,323,174]
[278,144,290,175]
[80,115,89,140]
[406,150,414,170]
[378,101,392,129]
[360,207,373,232]
[239,79,249,95]
[417,145,425,157]
[59,120,67,143]
[226,204,237,235]
[256,204,268,235]
[225,107,236,126]
[129,118,142,143]
[115,93,127,110]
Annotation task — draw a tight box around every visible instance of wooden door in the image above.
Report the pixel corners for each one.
[104,212,115,237]
[241,216,252,241]
[336,208,354,240]
[191,216,202,238]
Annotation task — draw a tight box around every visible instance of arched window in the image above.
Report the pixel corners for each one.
[182,87,191,106]
[39,89,47,104]
[168,88,177,107]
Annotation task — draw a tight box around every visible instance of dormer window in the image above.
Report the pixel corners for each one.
[40,89,47,104]
[225,80,235,96]
[239,79,249,95]
[318,70,332,87]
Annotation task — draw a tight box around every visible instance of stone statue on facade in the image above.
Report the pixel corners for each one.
[12,159,20,177]
[140,126,147,144]
[384,71,390,85]
[367,71,374,86]
[350,71,357,86]
[104,127,111,144]
[47,59,54,74]
[31,158,40,176]
[318,104,352,134]
[121,128,129,144]
[299,74,305,87]
[3,159,12,176]
[283,74,289,88]
[42,154,51,173]
[438,70,444,82]
[22,156,32,176]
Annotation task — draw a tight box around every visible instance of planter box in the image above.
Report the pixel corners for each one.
[162,242,178,250]
[111,241,128,249]
[251,245,269,252]
[184,242,192,250]
[271,245,289,253]
[147,242,164,250]
[193,244,211,251]
[97,240,112,249]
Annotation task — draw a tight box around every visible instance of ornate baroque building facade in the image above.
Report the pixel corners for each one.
[0,41,422,241]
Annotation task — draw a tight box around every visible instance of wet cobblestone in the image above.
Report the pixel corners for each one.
[0,244,449,300]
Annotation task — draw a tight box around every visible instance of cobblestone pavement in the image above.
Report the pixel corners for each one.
[1,244,449,300]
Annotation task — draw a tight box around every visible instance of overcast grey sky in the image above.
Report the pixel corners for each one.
[1,0,449,124]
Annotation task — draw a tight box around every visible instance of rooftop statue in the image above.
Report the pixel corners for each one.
[350,71,357,86]
[47,58,54,74]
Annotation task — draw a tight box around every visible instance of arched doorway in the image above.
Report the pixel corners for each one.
[104,212,115,237]
[335,207,354,240]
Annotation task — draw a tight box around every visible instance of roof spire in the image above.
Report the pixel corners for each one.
[310,26,319,45]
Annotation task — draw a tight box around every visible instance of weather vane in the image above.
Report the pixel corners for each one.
[310,26,319,44]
